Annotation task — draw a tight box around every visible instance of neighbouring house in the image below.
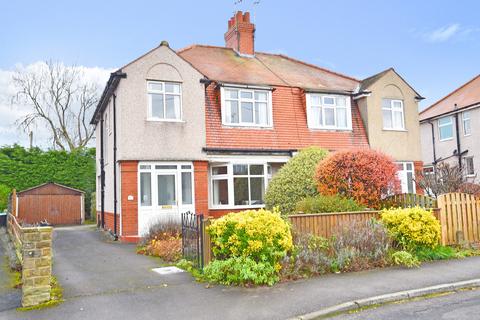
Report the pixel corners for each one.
[14,182,85,225]
[90,11,424,242]
[420,74,480,180]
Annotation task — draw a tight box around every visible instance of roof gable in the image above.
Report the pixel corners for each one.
[18,182,84,196]
[420,74,480,121]
[360,68,423,99]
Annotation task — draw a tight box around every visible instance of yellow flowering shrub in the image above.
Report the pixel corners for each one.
[207,208,293,266]
[381,207,440,250]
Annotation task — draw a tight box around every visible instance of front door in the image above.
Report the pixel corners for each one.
[138,162,195,236]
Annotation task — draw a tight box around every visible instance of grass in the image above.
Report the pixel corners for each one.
[2,256,21,289]
[17,276,64,311]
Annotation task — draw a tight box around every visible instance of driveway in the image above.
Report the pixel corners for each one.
[1,226,480,320]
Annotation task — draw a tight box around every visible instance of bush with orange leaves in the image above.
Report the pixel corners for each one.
[315,149,400,209]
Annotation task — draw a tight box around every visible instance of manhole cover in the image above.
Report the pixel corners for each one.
[152,266,184,275]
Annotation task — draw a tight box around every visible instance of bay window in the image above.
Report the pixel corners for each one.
[306,94,352,130]
[211,163,273,208]
[382,99,405,130]
[221,87,272,127]
[147,81,182,121]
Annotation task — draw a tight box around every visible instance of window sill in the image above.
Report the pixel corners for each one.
[382,128,407,132]
[146,118,185,123]
[439,138,454,142]
[308,127,352,132]
[464,134,472,137]
[209,204,266,210]
[222,123,273,130]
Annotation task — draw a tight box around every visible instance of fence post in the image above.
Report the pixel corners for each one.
[436,195,448,245]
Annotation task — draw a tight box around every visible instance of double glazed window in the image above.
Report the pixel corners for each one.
[438,116,453,141]
[382,99,405,130]
[211,163,272,208]
[397,162,415,194]
[307,94,351,129]
[147,81,182,121]
[222,87,272,127]
[463,111,471,136]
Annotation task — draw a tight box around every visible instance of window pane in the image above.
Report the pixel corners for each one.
[255,91,268,101]
[234,177,249,205]
[383,110,392,128]
[165,95,180,119]
[311,106,322,126]
[382,99,391,109]
[213,179,229,205]
[227,100,239,123]
[148,82,163,91]
[155,165,177,170]
[212,166,228,175]
[250,177,265,205]
[440,124,453,140]
[139,165,151,170]
[181,172,192,205]
[233,164,248,175]
[336,108,347,128]
[151,93,164,118]
[158,175,176,206]
[336,97,346,107]
[250,164,264,175]
[438,117,451,126]
[165,83,180,94]
[393,110,403,129]
[241,91,253,99]
[225,89,238,99]
[407,172,414,194]
[310,95,321,105]
[324,108,335,126]
[323,96,335,105]
[406,163,413,171]
[393,101,403,109]
[241,102,254,123]
[181,165,191,169]
[140,173,151,206]
[255,102,268,125]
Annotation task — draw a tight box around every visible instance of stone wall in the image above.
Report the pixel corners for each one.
[7,213,52,307]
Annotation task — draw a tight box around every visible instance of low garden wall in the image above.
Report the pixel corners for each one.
[7,213,53,307]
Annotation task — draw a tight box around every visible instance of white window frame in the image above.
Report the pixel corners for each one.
[464,156,475,177]
[209,161,272,209]
[147,80,183,122]
[137,162,194,209]
[382,99,405,131]
[438,116,453,141]
[396,162,416,194]
[462,111,471,136]
[306,93,352,130]
[220,86,273,128]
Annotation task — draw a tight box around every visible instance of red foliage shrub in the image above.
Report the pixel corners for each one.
[315,149,400,209]
[459,182,480,196]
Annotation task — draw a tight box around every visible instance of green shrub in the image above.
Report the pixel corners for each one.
[207,209,292,266]
[204,257,278,286]
[414,245,456,261]
[381,207,441,251]
[0,184,10,212]
[265,147,328,215]
[295,195,365,214]
[391,251,420,268]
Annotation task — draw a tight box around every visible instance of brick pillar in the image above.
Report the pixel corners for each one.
[21,226,52,307]
[194,161,209,217]
[121,161,139,238]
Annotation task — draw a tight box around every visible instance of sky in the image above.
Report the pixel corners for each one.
[0,0,479,147]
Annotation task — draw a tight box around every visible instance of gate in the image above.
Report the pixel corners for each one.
[181,211,204,269]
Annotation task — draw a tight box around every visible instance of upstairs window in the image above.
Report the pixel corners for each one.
[147,81,182,121]
[438,116,453,141]
[382,99,405,130]
[462,111,471,136]
[221,87,272,127]
[306,94,352,130]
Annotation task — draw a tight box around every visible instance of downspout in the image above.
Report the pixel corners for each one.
[429,121,437,165]
[113,93,118,241]
[454,106,462,168]
[100,118,105,228]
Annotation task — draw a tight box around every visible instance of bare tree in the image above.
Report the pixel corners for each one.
[12,61,99,151]
[416,162,475,197]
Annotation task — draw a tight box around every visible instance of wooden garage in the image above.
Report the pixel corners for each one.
[16,182,85,225]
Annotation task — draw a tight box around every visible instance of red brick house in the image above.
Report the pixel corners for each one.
[91,11,423,242]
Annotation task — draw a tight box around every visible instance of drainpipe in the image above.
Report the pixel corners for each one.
[100,117,105,229]
[113,93,118,241]
[429,121,437,165]
[454,105,462,169]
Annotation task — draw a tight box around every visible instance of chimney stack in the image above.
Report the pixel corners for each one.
[224,11,255,56]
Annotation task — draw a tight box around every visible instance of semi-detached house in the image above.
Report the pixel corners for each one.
[91,11,424,242]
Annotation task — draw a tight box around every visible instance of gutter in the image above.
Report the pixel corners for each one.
[420,101,480,123]
[90,71,127,125]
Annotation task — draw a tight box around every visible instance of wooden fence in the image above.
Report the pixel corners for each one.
[437,193,480,245]
[381,193,437,209]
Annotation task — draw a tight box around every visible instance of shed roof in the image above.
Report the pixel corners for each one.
[17,182,85,196]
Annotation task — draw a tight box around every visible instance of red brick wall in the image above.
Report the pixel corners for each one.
[194,161,209,216]
[120,161,139,237]
[100,211,115,232]
[205,84,369,151]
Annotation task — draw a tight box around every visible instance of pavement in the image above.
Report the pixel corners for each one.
[1,226,480,320]
[0,228,22,312]
[331,287,480,319]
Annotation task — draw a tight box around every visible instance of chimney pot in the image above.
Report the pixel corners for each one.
[244,12,250,23]
[224,11,255,56]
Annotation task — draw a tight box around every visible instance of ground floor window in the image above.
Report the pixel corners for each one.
[464,157,475,176]
[397,162,415,194]
[210,162,279,209]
